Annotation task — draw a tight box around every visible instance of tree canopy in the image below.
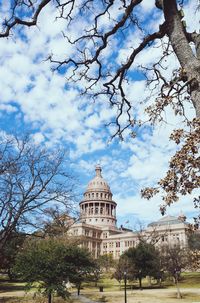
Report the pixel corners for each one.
[13,237,95,303]
[188,232,200,250]
[0,231,25,280]
[121,242,161,288]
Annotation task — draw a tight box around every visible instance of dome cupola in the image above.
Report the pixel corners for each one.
[79,165,117,227]
[86,165,112,195]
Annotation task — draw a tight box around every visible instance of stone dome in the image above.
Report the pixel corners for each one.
[79,165,117,227]
[86,165,111,193]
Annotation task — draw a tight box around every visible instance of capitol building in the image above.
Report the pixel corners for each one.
[69,166,189,259]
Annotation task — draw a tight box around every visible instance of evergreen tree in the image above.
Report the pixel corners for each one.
[123,242,161,289]
[14,238,94,303]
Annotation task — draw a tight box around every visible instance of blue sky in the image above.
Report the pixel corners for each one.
[0,0,199,228]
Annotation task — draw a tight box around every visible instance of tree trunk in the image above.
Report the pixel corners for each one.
[48,292,52,303]
[7,268,14,281]
[163,0,200,118]
[77,284,81,296]
[139,277,142,289]
[175,278,182,299]
[157,278,162,287]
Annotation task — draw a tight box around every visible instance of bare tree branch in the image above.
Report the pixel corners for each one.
[0,134,76,250]
[0,0,51,38]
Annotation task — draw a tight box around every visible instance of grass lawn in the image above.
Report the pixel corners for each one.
[84,271,200,290]
[80,272,200,303]
[179,272,200,288]
[0,272,200,303]
[79,289,200,303]
[0,275,71,303]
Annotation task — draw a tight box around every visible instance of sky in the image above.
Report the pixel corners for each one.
[0,0,199,228]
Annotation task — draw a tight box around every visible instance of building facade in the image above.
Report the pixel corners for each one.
[69,166,189,259]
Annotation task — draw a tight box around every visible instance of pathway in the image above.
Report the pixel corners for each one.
[72,293,98,303]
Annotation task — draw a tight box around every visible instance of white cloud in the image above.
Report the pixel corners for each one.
[115,190,199,225]
[184,1,200,32]
[140,0,155,12]
[85,113,101,128]
[32,132,45,145]
[0,104,17,113]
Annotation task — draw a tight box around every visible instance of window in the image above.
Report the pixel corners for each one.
[85,229,89,236]
[125,241,131,247]
[116,242,120,248]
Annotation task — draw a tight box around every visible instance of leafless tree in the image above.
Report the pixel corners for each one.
[42,206,79,237]
[160,245,189,299]
[0,0,199,220]
[134,221,165,246]
[0,134,76,250]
